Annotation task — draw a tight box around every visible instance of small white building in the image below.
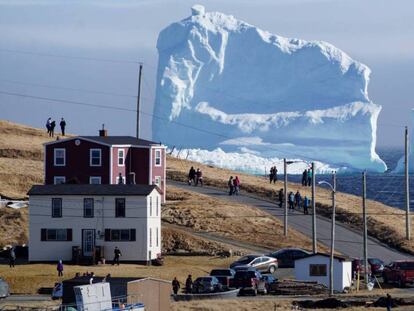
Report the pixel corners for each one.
[28,184,161,263]
[294,253,352,292]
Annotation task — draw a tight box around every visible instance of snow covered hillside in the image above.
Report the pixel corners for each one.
[153,5,387,173]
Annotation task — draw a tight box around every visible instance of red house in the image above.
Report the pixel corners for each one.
[44,129,166,202]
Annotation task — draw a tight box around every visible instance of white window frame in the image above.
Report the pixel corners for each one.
[54,148,66,167]
[154,149,162,167]
[90,148,102,167]
[118,149,125,166]
[154,176,161,187]
[54,176,66,184]
[89,176,102,184]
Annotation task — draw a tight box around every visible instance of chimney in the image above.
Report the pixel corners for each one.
[99,124,108,137]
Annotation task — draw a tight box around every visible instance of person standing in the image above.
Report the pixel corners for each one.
[185,274,193,294]
[294,190,302,208]
[269,167,274,184]
[386,293,393,311]
[228,176,234,195]
[60,118,66,136]
[302,169,307,186]
[9,246,16,268]
[195,169,203,186]
[50,120,56,137]
[233,176,240,195]
[112,246,122,266]
[46,117,52,136]
[172,277,180,295]
[303,196,310,214]
[307,169,312,187]
[288,191,295,210]
[278,188,284,208]
[273,166,278,183]
[188,166,196,185]
[57,260,64,277]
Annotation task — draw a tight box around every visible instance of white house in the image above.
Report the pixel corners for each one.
[294,253,352,292]
[28,184,161,263]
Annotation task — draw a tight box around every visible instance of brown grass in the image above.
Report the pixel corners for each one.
[164,186,328,253]
[167,156,414,255]
[0,207,28,247]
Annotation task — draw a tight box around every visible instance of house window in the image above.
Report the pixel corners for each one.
[149,228,152,247]
[104,229,136,242]
[115,198,126,217]
[54,148,66,166]
[156,227,159,247]
[118,149,125,166]
[149,197,152,216]
[89,176,102,184]
[84,198,94,218]
[154,176,161,188]
[156,196,159,217]
[54,176,66,184]
[155,149,161,166]
[51,198,62,218]
[309,264,327,277]
[41,228,72,241]
[90,149,102,166]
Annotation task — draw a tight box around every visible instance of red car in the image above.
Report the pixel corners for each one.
[383,260,414,287]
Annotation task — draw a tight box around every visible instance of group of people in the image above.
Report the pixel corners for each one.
[172,274,194,295]
[228,176,240,195]
[278,189,311,214]
[188,166,203,186]
[269,166,278,183]
[46,117,66,137]
[302,168,313,187]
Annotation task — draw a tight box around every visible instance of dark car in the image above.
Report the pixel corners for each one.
[267,248,311,268]
[261,274,279,294]
[210,269,235,289]
[352,259,372,278]
[230,255,278,273]
[232,270,266,296]
[0,278,9,298]
[192,276,223,294]
[368,258,385,276]
[383,261,414,287]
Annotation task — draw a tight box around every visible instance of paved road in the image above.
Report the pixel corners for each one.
[169,181,413,263]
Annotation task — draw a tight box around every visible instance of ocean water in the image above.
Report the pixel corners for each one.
[288,147,412,210]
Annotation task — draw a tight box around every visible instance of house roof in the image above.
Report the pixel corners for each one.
[80,136,162,147]
[295,252,352,262]
[28,184,159,196]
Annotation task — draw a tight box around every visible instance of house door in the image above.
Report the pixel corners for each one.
[82,229,95,257]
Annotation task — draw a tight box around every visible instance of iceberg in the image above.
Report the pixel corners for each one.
[153,5,387,173]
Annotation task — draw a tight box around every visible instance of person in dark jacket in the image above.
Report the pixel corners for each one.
[228,176,234,195]
[188,166,196,185]
[112,246,122,265]
[50,120,56,137]
[294,190,302,208]
[307,169,312,187]
[278,188,284,208]
[288,191,295,210]
[303,196,310,214]
[57,259,64,277]
[46,117,52,136]
[301,169,307,186]
[269,167,274,183]
[60,118,66,136]
[386,293,393,311]
[272,166,278,183]
[9,247,16,268]
[185,275,193,293]
[172,277,180,295]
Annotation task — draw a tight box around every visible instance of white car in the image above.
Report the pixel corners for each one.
[230,255,278,274]
[0,278,9,298]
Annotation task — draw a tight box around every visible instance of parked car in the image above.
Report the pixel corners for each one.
[192,276,223,294]
[368,258,385,276]
[0,278,9,299]
[352,258,372,278]
[267,248,311,268]
[261,274,279,294]
[232,270,267,296]
[383,260,414,287]
[52,282,63,300]
[232,265,257,272]
[230,255,278,273]
[210,269,235,289]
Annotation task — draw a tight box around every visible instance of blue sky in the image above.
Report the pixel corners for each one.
[0,0,413,147]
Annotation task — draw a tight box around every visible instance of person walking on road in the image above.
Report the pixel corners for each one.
[228,176,234,195]
[57,260,64,277]
[60,118,66,136]
[195,168,203,186]
[185,275,193,294]
[303,196,310,214]
[9,246,16,268]
[288,191,295,210]
[278,188,284,208]
[188,166,196,185]
[233,176,240,195]
[112,246,122,266]
[386,293,393,311]
[172,277,180,295]
[294,190,302,208]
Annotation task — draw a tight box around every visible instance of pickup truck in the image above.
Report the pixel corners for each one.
[210,269,235,290]
[383,260,414,287]
[231,270,266,295]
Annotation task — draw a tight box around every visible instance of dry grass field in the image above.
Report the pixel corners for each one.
[167,156,414,255]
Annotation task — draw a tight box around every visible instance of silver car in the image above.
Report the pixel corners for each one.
[230,255,278,274]
[0,278,10,298]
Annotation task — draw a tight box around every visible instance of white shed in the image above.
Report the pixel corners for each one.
[294,253,352,292]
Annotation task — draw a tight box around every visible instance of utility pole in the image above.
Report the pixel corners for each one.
[329,171,336,296]
[312,162,317,254]
[136,63,143,139]
[284,158,288,236]
[405,126,411,240]
[362,171,369,285]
